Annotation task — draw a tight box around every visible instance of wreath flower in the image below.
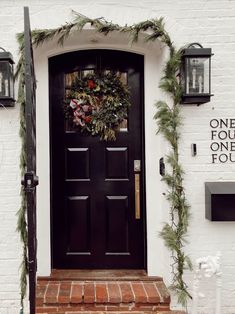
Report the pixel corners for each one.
[65,72,131,141]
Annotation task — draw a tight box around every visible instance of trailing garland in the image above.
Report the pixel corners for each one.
[15,48,27,313]
[154,47,192,305]
[16,11,192,309]
[65,72,130,141]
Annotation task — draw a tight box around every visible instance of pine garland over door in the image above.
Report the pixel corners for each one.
[16,11,192,311]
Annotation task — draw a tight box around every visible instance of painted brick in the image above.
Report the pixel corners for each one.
[1,1,235,314]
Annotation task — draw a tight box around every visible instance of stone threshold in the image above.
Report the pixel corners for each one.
[38,269,163,281]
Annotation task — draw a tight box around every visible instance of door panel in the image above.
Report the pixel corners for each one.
[105,147,129,179]
[50,50,146,269]
[67,196,91,253]
[66,147,90,180]
[105,195,129,253]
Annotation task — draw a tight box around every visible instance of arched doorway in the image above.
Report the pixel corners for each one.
[49,49,146,269]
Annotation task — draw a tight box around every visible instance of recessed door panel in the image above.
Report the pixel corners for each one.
[67,196,91,254]
[105,147,129,180]
[66,148,90,180]
[105,196,129,254]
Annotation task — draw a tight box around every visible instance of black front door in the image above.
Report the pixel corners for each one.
[50,50,146,269]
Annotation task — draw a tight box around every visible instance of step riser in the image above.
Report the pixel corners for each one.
[36,312,165,314]
[36,304,170,312]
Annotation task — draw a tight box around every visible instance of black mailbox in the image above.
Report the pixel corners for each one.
[205,182,235,221]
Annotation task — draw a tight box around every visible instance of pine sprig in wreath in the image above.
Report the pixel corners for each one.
[65,72,130,141]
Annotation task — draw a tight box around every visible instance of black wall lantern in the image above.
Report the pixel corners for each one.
[181,43,213,105]
[0,47,15,107]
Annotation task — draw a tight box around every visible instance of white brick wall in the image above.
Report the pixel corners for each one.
[1,0,235,313]
[0,107,22,313]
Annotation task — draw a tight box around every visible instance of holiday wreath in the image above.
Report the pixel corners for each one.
[65,71,130,141]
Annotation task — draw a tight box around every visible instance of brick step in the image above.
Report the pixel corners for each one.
[36,312,185,314]
[36,279,172,313]
[36,311,186,314]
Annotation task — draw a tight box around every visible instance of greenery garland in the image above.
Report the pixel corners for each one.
[154,47,192,305]
[16,11,192,309]
[15,49,27,312]
[65,71,130,141]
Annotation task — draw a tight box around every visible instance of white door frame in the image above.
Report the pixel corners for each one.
[34,29,168,278]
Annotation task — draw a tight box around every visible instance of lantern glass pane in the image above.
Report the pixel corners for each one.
[186,57,210,94]
[0,61,10,97]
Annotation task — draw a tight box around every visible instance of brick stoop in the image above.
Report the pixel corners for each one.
[36,271,186,314]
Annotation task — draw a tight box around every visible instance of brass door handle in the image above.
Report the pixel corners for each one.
[135,173,140,219]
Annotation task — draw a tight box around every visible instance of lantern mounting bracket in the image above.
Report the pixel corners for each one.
[187,43,203,49]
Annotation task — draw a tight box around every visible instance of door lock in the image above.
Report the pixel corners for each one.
[134,160,141,172]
